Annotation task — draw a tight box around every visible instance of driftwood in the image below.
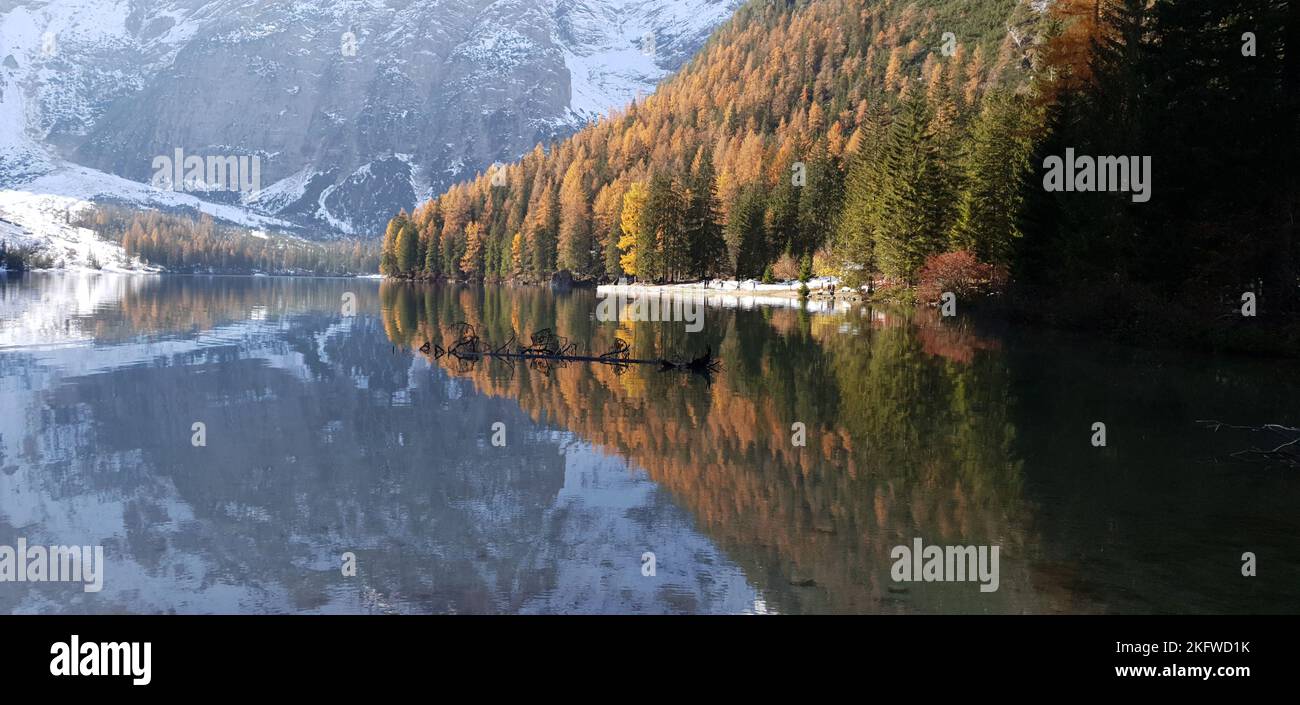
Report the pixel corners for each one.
[418,323,721,377]
[1196,420,1300,467]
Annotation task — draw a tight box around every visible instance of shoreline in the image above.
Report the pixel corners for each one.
[595,279,852,306]
[596,279,852,311]
[4,269,378,280]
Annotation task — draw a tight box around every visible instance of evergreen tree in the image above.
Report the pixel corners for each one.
[530,184,560,276]
[421,203,443,276]
[685,148,726,279]
[950,90,1038,266]
[766,173,800,259]
[834,103,891,277]
[875,96,950,281]
[726,184,769,279]
[795,151,844,256]
[644,173,687,281]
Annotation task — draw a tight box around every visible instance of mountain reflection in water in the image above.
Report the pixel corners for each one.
[0,273,1296,614]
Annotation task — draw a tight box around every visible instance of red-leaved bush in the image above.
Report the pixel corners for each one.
[916,251,1008,305]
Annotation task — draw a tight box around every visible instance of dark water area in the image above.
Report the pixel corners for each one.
[0,272,1296,614]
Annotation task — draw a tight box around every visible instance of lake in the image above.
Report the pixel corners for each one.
[0,272,1297,614]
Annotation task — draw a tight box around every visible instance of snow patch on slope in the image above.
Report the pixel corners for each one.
[0,190,146,272]
[563,43,661,119]
[11,164,294,229]
[0,164,297,270]
[243,165,318,212]
[314,183,355,235]
[557,0,741,121]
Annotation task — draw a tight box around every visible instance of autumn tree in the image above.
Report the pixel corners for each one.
[618,181,649,279]
[557,161,591,275]
[460,222,485,279]
[395,217,420,275]
[593,179,626,280]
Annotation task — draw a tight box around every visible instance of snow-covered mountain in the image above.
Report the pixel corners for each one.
[0,0,742,259]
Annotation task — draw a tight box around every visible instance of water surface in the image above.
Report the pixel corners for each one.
[1,272,1296,614]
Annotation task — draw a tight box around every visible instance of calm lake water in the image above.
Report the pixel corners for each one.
[1,272,1297,614]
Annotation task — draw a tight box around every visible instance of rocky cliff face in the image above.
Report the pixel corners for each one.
[1,0,741,238]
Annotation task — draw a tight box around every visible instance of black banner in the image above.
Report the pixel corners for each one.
[0,615,1289,693]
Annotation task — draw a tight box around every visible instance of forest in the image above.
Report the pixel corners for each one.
[381,0,1298,352]
[83,207,381,276]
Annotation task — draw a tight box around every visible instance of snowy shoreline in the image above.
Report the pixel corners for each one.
[596,277,853,311]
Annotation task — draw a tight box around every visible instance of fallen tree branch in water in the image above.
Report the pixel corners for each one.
[1196,420,1300,467]
[419,323,722,377]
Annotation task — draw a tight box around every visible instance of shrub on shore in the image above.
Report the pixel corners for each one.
[916,251,1008,306]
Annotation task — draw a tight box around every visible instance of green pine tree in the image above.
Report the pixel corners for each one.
[727,184,769,280]
[950,90,1039,266]
[685,148,726,279]
[876,96,951,281]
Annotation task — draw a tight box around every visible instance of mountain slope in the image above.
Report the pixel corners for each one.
[0,0,742,246]
[381,0,1053,282]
